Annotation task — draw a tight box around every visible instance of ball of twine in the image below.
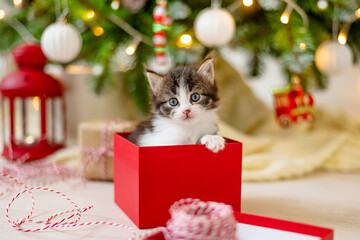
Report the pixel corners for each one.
[164,198,237,240]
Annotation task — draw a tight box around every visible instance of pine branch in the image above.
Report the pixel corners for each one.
[107,14,153,46]
[77,0,152,46]
[249,53,263,77]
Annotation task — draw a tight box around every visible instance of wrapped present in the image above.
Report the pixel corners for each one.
[79,120,135,180]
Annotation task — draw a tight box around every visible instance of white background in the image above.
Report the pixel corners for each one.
[237,223,321,240]
[222,47,360,121]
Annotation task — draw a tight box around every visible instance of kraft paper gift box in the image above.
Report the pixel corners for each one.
[113,132,243,229]
[146,212,334,240]
[79,121,135,180]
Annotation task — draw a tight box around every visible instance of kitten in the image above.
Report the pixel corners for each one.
[127,55,225,153]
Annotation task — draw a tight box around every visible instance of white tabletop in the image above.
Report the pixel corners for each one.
[1,172,359,240]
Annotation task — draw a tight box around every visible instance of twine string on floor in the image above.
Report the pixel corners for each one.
[1,172,237,240]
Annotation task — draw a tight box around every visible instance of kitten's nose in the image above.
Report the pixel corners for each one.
[182,109,191,116]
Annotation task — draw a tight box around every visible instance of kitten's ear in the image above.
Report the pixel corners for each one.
[198,53,215,85]
[144,66,163,94]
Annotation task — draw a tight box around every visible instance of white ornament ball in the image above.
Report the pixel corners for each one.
[194,7,235,47]
[0,52,17,81]
[258,0,281,10]
[41,21,82,63]
[315,40,353,76]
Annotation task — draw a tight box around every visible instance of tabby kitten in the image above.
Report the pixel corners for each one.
[127,55,225,153]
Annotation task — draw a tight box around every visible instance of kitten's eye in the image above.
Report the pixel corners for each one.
[169,98,178,106]
[191,93,200,102]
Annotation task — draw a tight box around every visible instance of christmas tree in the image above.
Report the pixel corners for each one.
[0,0,359,113]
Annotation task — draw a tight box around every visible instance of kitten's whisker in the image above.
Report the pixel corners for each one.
[182,65,187,74]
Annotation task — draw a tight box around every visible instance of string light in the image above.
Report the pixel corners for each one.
[13,0,22,7]
[177,34,192,48]
[126,37,141,56]
[180,34,192,44]
[299,42,306,50]
[86,9,95,19]
[0,9,5,20]
[317,0,328,10]
[93,25,104,36]
[280,5,292,24]
[243,0,253,7]
[111,0,120,10]
[32,97,40,111]
[280,15,289,24]
[355,8,360,18]
[126,45,136,55]
[25,135,35,145]
[338,32,347,45]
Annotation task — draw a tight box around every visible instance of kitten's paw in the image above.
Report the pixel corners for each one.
[200,135,225,153]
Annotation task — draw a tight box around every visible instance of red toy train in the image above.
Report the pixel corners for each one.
[273,76,315,128]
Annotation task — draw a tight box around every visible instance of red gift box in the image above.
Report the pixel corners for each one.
[113,132,242,229]
[146,212,334,240]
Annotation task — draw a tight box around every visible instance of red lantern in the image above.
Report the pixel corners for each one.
[0,43,66,161]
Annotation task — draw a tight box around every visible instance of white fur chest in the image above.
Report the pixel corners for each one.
[137,111,219,147]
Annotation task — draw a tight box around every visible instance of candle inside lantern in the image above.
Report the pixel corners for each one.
[25,97,41,143]
[25,135,35,145]
[3,98,10,144]
[53,97,64,143]
[32,96,40,111]
[14,98,24,143]
[31,97,40,142]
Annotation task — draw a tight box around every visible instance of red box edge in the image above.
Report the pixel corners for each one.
[145,212,334,240]
[235,212,334,240]
[114,132,141,226]
[114,132,242,149]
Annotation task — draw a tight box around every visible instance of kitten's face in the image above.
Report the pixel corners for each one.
[146,58,219,124]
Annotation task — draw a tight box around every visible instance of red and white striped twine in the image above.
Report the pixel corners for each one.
[0,158,79,197]
[163,198,237,240]
[1,172,138,239]
[1,174,237,240]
